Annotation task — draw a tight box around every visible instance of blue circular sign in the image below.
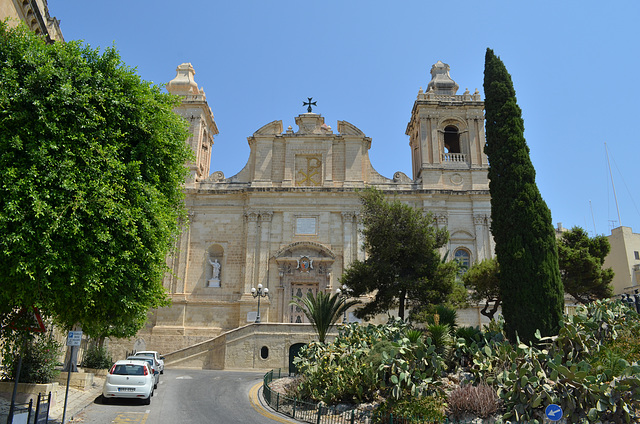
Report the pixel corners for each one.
[545,404,563,421]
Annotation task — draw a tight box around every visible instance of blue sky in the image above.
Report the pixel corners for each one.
[49,1,640,236]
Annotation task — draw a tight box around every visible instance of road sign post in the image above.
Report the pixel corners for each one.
[62,330,82,424]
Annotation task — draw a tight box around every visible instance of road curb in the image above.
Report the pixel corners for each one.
[249,382,298,423]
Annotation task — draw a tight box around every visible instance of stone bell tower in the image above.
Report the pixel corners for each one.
[167,63,218,182]
[406,61,488,191]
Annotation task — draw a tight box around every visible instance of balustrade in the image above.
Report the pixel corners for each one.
[442,152,466,163]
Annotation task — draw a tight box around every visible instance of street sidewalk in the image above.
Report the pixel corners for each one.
[0,375,104,423]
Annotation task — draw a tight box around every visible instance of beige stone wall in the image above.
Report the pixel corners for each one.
[129,62,495,360]
[0,0,63,42]
[605,226,640,294]
[0,1,21,24]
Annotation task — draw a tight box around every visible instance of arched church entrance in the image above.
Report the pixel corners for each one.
[273,241,337,324]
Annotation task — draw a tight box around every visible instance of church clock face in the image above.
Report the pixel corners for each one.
[296,155,322,186]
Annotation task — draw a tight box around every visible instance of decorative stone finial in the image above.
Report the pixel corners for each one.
[167,63,200,96]
[426,61,459,95]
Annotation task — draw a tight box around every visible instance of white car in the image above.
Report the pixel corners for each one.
[133,351,165,374]
[102,360,154,405]
[126,356,159,388]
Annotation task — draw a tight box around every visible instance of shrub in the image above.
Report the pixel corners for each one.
[82,345,113,369]
[469,299,640,423]
[404,329,424,344]
[447,383,499,419]
[454,326,482,345]
[426,323,452,357]
[1,333,62,383]
[373,395,446,423]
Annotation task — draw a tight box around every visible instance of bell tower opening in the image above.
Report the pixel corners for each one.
[444,126,461,154]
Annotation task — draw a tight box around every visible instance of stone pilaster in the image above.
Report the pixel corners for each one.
[356,213,365,261]
[474,214,491,261]
[257,211,273,288]
[175,211,195,294]
[244,211,259,294]
[435,213,448,229]
[342,212,355,267]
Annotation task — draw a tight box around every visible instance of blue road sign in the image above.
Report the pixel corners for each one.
[545,404,563,421]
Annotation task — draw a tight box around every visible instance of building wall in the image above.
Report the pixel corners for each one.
[0,0,64,42]
[110,61,495,359]
[605,226,640,294]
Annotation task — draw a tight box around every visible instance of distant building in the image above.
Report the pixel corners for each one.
[0,0,64,43]
[554,222,568,235]
[605,226,640,295]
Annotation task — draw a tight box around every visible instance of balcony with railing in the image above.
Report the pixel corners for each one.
[442,152,467,163]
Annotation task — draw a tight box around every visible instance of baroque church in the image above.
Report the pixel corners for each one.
[130,61,495,359]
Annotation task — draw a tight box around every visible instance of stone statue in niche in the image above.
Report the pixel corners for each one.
[208,257,221,287]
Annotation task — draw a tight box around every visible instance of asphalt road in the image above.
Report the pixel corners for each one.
[72,369,288,424]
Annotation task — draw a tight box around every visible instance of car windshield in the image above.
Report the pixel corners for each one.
[113,364,146,375]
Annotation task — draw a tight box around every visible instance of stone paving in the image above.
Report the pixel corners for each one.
[0,376,104,423]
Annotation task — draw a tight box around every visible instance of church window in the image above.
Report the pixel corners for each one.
[443,126,461,153]
[635,251,639,260]
[454,248,471,271]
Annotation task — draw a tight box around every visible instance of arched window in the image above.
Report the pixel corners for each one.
[443,126,461,153]
[454,248,471,272]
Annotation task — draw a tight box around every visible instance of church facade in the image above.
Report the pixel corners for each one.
[135,61,494,354]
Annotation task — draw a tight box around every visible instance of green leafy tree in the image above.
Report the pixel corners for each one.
[340,187,457,320]
[0,22,191,339]
[290,291,360,343]
[483,48,564,344]
[557,226,614,303]
[462,258,501,321]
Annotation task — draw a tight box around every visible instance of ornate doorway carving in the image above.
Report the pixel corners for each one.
[290,283,318,323]
[274,241,336,323]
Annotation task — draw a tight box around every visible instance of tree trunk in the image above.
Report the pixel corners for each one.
[398,288,406,320]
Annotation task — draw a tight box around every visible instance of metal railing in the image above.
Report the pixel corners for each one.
[262,369,481,424]
[3,391,51,424]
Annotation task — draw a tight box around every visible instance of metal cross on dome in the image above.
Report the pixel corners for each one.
[303,97,317,113]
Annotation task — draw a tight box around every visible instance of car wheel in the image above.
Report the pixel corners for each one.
[142,395,151,405]
[160,370,164,374]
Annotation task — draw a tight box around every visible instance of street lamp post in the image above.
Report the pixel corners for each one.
[251,284,269,323]
[335,284,348,324]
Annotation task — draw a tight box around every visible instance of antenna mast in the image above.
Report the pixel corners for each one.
[605,142,622,227]
[589,200,597,235]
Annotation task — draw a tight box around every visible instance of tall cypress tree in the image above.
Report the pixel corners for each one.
[483,48,564,344]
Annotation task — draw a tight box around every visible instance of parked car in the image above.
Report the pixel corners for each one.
[133,351,165,374]
[102,360,154,405]
[126,356,159,388]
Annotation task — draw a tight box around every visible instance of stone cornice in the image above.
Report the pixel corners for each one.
[185,186,491,196]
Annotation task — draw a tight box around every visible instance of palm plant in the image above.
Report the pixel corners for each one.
[405,329,424,344]
[290,291,360,343]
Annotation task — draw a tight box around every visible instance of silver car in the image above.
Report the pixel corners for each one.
[133,351,165,374]
[126,356,159,388]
